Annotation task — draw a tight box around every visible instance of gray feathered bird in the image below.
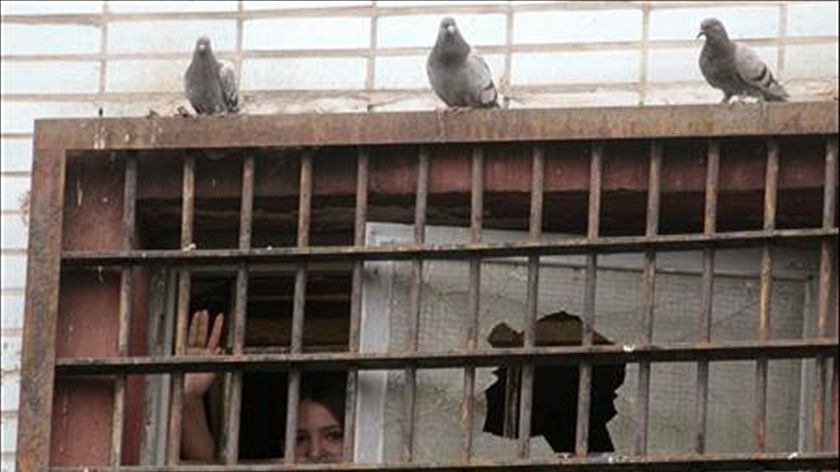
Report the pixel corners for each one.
[427,17,499,108]
[184,36,238,115]
[698,18,788,103]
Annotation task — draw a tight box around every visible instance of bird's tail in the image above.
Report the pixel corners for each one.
[763,75,789,101]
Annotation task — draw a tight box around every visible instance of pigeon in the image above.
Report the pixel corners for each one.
[184,36,238,115]
[698,18,789,103]
[427,17,499,109]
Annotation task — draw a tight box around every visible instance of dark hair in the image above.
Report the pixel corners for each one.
[300,372,346,427]
[240,371,347,459]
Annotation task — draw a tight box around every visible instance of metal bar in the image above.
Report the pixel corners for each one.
[238,154,255,251]
[166,154,195,464]
[344,148,369,462]
[60,228,837,268]
[755,139,779,452]
[695,139,720,454]
[285,151,313,464]
[635,140,662,456]
[462,146,484,462]
[111,152,137,467]
[222,153,254,464]
[504,367,520,439]
[814,137,838,451]
[404,146,429,462]
[179,155,196,251]
[55,338,840,375]
[576,141,602,456]
[517,144,544,458]
[15,146,67,472]
[33,102,838,150]
[46,451,840,472]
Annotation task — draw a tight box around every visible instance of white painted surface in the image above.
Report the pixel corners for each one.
[242,57,368,90]
[0,138,32,173]
[244,17,372,50]
[514,9,644,43]
[108,20,238,53]
[1,23,101,56]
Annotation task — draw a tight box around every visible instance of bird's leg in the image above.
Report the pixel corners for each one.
[727,94,746,110]
[720,93,732,105]
[723,94,738,110]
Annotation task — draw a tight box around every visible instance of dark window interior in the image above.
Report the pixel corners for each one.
[189,272,351,459]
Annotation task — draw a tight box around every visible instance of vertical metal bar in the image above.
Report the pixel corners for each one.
[695,139,719,454]
[755,139,779,452]
[576,141,602,456]
[167,154,195,464]
[635,141,661,456]
[461,146,484,462]
[517,144,544,458]
[403,147,428,462]
[344,148,369,461]
[238,154,255,252]
[815,137,837,451]
[503,368,520,439]
[222,153,254,464]
[285,151,313,463]
[111,152,137,467]
[15,147,66,472]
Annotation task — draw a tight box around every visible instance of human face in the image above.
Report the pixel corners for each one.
[295,398,344,463]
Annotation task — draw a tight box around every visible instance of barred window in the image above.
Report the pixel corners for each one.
[16,104,838,471]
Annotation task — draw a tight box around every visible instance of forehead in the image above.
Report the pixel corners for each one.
[298,399,340,430]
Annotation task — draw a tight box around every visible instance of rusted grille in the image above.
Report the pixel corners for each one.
[16,103,840,472]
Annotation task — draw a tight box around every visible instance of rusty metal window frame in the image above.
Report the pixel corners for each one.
[16,103,839,471]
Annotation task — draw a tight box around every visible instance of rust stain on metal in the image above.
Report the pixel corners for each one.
[44,451,840,471]
[18,105,839,468]
[53,338,839,376]
[60,228,837,267]
[38,103,838,150]
[16,147,66,472]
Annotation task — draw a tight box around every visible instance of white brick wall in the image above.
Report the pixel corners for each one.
[244,17,372,50]
[0,1,837,467]
[647,6,780,40]
[108,20,238,53]
[1,23,102,55]
[378,14,507,47]
[1,61,101,95]
[514,9,643,43]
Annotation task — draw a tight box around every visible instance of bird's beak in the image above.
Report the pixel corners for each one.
[446,25,455,35]
[198,43,207,51]
[696,31,705,39]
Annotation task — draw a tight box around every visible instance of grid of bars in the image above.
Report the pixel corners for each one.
[15,107,840,472]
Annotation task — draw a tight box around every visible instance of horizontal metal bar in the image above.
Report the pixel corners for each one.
[60,228,838,267]
[54,338,839,376]
[34,102,837,151]
[47,451,839,472]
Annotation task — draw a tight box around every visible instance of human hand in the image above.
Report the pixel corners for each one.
[183,310,224,399]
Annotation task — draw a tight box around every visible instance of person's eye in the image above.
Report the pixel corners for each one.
[326,430,343,442]
[296,434,308,445]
